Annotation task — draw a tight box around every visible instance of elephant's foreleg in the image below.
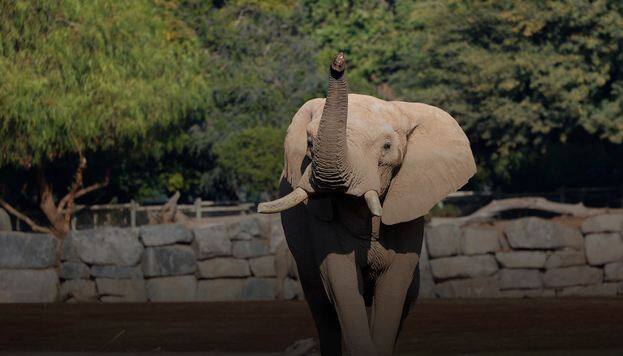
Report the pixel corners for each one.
[295,252,342,355]
[321,253,377,356]
[396,264,421,338]
[293,257,343,355]
[369,254,419,356]
[302,288,342,356]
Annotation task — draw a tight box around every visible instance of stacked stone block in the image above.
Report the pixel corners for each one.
[426,214,623,298]
[0,232,60,302]
[194,218,278,301]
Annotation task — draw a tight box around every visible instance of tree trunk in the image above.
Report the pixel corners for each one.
[38,168,70,238]
[2,157,109,238]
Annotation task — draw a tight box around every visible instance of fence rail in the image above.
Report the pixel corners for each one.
[14,199,255,232]
[10,186,623,232]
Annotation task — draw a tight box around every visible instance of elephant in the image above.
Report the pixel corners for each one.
[258,53,476,356]
[274,239,300,300]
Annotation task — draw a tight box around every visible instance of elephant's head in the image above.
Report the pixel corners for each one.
[259,53,476,225]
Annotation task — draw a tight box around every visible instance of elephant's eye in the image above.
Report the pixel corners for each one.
[382,142,391,150]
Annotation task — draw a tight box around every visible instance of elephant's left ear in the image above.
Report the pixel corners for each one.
[283,98,324,187]
[381,102,476,225]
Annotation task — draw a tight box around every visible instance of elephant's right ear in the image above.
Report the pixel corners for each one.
[283,98,324,187]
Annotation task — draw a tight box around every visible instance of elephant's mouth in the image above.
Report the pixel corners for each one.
[257,53,382,218]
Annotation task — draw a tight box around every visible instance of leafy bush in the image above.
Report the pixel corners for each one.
[215,126,285,200]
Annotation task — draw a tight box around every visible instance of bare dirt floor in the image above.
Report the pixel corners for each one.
[1,298,622,355]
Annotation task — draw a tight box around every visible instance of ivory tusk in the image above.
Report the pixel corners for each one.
[257,187,308,214]
[364,190,382,217]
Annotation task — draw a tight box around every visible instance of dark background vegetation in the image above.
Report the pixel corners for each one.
[1,0,622,226]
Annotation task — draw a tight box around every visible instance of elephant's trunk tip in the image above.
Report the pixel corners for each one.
[330,52,346,78]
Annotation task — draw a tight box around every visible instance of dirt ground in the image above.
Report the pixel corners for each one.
[1,299,622,354]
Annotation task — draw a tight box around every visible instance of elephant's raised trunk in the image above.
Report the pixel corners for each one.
[311,52,351,191]
[257,53,376,216]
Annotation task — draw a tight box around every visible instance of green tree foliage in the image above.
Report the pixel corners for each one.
[2,0,622,215]
[390,0,623,191]
[215,126,285,200]
[0,0,206,235]
[179,0,326,134]
[300,0,417,94]
[0,0,205,165]
[170,0,324,198]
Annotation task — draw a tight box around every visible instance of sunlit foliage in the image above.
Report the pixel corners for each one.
[0,0,206,165]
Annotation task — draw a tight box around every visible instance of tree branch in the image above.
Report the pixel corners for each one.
[0,199,52,234]
[74,172,110,200]
[430,196,610,227]
[57,155,87,213]
[57,172,110,216]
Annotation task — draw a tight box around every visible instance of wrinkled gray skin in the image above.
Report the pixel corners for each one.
[260,53,475,355]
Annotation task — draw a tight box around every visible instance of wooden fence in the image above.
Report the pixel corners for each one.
[14,199,255,232]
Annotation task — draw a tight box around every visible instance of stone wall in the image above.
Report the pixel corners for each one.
[1,213,622,302]
[0,232,60,302]
[422,214,623,298]
[1,215,299,303]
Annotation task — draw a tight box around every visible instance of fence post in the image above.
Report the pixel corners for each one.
[195,198,202,219]
[15,218,20,232]
[71,216,77,231]
[130,200,137,228]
